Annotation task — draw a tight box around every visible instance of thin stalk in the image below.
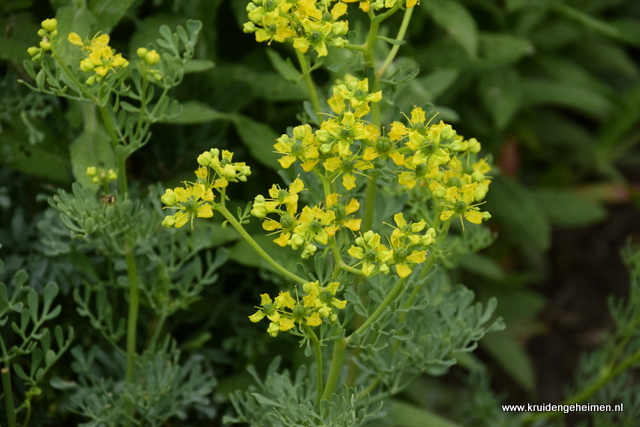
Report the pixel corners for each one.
[51,51,100,104]
[329,237,343,278]
[217,206,306,285]
[295,49,322,114]
[98,106,128,196]
[1,367,16,427]
[378,7,414,77]
[304,325,324,406]
[347,276,407,342]
[149,313,168,350]
[125,249,140,384]
[321,335,346,401]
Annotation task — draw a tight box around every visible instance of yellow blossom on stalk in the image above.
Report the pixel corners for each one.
[67,32,129,84]
[252,177,305,218]
[161,181,214,229]
[439,183,491,228]
[348,230,392,276]
[292,205,337,249]
[325,193,361,232]
[328,77,383,117]
[323,152,373,191]
[249,287,344,337]
[274,125,320,171]
[262,212,298,247]
[385,213,436,278]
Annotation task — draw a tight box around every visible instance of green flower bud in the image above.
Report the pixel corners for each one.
[162,215,176,228]
[161,190,177,206]
[136,47,148,58]
[144,50,160,65]
[197,151,213,166]
[27,46,40,57]
[39,40,51,51]
[41,19,57,32]
[86,166,97,177]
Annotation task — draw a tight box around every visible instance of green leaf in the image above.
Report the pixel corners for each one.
[551,3,620,39]
[423,0,478,59]
[388,399,462,427]
[42,282,59,317]
[69,109,116,188]
[232,114,280,170]
[266,49,302,82]
[480,331,535,392]
[521,78,614,120]
[183,59,215,73]
[13,364,30,381]
[251,392,285,408]
[164,101,234,124]
[89,0,136,33]
[486,175,551,252]
[533,189,607,227]
[420,69,460,100]
[478,68,521,130]
[458,253,505,281]
[477,33,534,68]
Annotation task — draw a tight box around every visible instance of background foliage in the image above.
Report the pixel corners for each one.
[1,0,639,425]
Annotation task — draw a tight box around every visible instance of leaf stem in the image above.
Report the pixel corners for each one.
[347,276,407,342]
[321,335,346,401]
[304,325,324,406]
[125,248,140,384]
[216,205,307,285]
[378,7,414,77]
[1,366,16,427]
[295,49,322,115]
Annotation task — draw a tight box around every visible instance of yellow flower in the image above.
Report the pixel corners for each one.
[161,182,214,229]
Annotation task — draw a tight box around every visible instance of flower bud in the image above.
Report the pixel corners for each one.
[41,19,57,32]
[197,151,212,166]
[161,189,177,206]
[86,166,97,177]
[27,46,40,57]
[37,29,46,37]
[107,169,117,181]
[162,215,176,228]
[80,59,95,72]
[144,50,160,65]
[39,40,51,50]
[243,21,257,33]
[136,47,148,58]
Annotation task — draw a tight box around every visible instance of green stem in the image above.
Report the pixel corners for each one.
[304,325,324,406]
[347,276,407,342]
[321,335,346,401]
[362,171,379,232]
[217,206,307,285]
[378,7,414,77]
[149,313,168,350]
[125,249,140,384]
[51,51,100,104]
[523,348,640,424]
[98,106,128,196]
[330,237,343,278]
[295,49,322,115]
[1,367,16,427]
[339,262,365,276]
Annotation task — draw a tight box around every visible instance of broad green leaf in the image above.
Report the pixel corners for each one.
[533,189,607,227]
[521,78,614,120]
[423,0,478,59]
[478,68,521,130]
[551,3,620,39]
[458,253,505,281]
[420,69,460,100]
[128,14,187,55]
[388,399,462,427]
[69,128,116,189]
[27,289,38,324]
[609,19,640,47]
[596,83,640,164]
[0,37,30,61]
[480,331,535,392]
[164,101,234,124]
[89,0,136,33]
[228,234,299,275]
[232,114,280,170]
[42,282,59,316]
[477,33,534,68]
[573,39,639,78]
[0,130,72,183]
[486,175,551,252]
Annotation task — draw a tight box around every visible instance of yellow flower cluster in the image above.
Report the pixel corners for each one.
[86,166,117,184]
[274,76,492,228]
[161,149,251,229]
[27,19,59,61]
[67,32,129,85]
[249,281,346,337]
[243,0,349,57]
[342,0,417,13]
[251,178,361,258]
[348,213,436,278]
[275,76,382,191]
